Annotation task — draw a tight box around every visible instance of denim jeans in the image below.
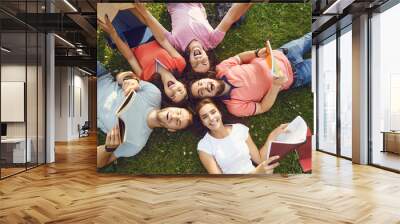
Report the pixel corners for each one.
[107,9,154,49]
[279,32,312,88]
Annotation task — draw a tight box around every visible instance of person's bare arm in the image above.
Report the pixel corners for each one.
[131,4,181,58]
[259,124,288,161]
[97,145,118,168]
[98,15,142,77]
[97,125,121,168]
[198,151,223,174]
[236,50,258,64]
[245,135,263,165]
[254,84,281,115]
[254,71,288,115]
[216,3,253,33]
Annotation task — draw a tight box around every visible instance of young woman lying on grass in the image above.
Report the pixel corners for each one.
[98,12,188,104]
[133,3,252,74]
[195,98,289,174]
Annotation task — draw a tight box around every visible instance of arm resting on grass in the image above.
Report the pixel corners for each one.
[131,5,181,58]
[216,3,253,33]
[98,15,142,78]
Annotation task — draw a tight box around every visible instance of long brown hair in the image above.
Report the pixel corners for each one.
[150,69,188,107]
[183,46,218,75]
[195,98,216,115]
[193,98,247,136]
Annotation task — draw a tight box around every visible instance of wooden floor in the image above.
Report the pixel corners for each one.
[1,167,26,178]
[1,135,400,223]
[373,150,400,171]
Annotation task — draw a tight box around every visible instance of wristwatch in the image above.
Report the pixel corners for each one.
[255,48,260,58]
[132,76,141,85]
[105,146,117,152]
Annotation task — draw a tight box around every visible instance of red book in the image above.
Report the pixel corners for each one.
[268,116,312,173]
[269,141,306,164]
[297,129,312,172]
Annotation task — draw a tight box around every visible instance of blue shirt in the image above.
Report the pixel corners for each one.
[97,69,161,158]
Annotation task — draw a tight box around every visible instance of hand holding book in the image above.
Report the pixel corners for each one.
[267,116,311,172]
[263,40,286,81]
[267,123,289,141]
[268,116,307,162]
[105,124,122,152]
[252,156,280,174]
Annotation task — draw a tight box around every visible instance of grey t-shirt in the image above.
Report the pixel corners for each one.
[97,73,125,133]
[97,74,161,158]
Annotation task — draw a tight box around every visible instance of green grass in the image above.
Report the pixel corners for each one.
[97,3,312,174]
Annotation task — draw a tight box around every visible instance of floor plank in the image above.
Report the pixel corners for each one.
[0,135,399,223]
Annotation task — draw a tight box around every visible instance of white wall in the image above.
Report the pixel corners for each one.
[54,66,89,141]
[1,64,39,137]
[1,65,26,140]
[55,66,68,141]
[72,72,89,138]
[1,63,46,164]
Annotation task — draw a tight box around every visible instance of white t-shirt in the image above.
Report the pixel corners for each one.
[197,123,255,174]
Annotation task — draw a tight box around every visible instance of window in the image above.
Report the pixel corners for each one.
[339,27,352,158]
[370,2,400,171]
[0,0,47,179]
[317,35,337,154]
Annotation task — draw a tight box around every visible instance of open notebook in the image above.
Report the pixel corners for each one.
[268,116,312,172]
[115,90,137,143]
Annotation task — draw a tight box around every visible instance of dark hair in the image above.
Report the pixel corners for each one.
[112,71,132,81]
[191,98,247,137]
[161,105,195,131]
[183,46,218,75]
[150,69,189,107]
[182,71,218,102]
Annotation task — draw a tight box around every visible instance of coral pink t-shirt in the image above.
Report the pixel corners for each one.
[133,40,186,81]
[164,3,226,52]
[216,50,294,117]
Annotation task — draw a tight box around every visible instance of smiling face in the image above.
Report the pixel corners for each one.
[190,78,224,98]
[189,43,210,73]
[198,102,223,131]
[163,79,187,103]
[157,107,192,131]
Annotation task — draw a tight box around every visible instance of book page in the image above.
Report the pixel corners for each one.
[265,40,274,73]
[116,90,136,117]
[274,116,307,144]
